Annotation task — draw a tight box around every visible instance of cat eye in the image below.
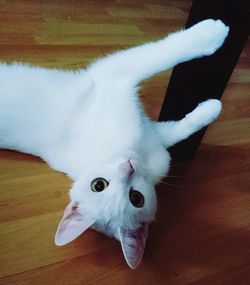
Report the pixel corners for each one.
[91,178,109,192]
[129,189,144,208]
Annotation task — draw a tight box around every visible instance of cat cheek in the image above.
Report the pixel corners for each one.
[69,182,87,203]
[147,150,170,180]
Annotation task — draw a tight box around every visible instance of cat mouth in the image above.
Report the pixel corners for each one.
[127,160,135,176]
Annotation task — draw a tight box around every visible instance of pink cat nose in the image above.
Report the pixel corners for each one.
[119,160,134,179]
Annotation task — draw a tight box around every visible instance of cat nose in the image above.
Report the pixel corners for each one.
[119,160,134,180]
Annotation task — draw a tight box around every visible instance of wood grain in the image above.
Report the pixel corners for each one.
[0,0,249,284]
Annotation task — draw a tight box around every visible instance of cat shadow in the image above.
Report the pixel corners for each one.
[141,144,250,278]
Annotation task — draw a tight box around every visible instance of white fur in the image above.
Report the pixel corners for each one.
[0,19,229,268]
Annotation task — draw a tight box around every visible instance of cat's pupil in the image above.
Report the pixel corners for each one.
[95,180,105,191]
[129,189,144,208]
[91,178,109,192]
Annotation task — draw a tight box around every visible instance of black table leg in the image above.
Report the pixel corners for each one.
[158,0,249,161]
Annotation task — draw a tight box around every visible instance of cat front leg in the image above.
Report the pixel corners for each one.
[156,99,222,148]
[88,20,229,87]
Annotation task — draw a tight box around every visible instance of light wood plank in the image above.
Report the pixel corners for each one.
[0,0,249,284]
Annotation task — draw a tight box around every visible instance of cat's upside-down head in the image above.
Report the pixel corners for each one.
[55,131,171,269]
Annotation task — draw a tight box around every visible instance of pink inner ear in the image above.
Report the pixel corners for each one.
[118,223,148,269]
[55,201,95,246]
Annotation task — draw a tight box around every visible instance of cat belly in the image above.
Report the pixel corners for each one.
[0,64,75,161]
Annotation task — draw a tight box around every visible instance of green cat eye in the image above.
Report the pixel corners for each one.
[91,178,109,192]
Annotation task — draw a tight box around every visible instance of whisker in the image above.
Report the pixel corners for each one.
[135,165,148,177]
[158,180,175,187]
[157,180,184,190]
[165,174,184,178]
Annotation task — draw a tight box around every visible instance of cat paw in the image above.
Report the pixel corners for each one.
[186,99,222,126]
[186,19,229,56]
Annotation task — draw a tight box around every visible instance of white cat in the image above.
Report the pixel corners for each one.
[0,19,229,269]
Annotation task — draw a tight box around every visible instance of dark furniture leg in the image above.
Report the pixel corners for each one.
[158,0,249,161]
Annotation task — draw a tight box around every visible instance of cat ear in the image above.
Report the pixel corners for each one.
[55,201,95,246]
[118,223,148,269]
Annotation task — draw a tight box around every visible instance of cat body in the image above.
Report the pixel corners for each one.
[0,19,229,268]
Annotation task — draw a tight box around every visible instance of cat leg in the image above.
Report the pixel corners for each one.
[89,20,229,86]
[156,99,221,148]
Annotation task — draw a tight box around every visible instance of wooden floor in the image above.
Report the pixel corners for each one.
[0,1,249,284]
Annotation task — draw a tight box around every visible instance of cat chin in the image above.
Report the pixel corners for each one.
[148,149,171,181]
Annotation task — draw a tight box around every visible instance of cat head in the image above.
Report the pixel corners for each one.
[55,145,170,269]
